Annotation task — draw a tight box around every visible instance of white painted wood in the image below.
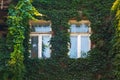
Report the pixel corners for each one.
[38,35,42,58]
[78,35,81,58]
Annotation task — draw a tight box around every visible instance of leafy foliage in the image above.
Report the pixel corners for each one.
[0,0,117,80]
[111,0,120,79]
[0,37,10,80]
[3,0,41,80]
[33,0,79,59]
[24,58,92,80]
[32,0,115,80]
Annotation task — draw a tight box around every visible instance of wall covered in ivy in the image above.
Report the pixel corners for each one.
[0,0,42,80]
[26,0,115,80]
[111,0,120,79]
[0,0,118,80]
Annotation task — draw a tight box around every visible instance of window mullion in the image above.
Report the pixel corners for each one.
[38,35,42,58]
[29,37,32,58]
[88,35,91,50]
[77,35,81,58]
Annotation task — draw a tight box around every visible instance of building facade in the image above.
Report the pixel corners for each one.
[29,19,91,59]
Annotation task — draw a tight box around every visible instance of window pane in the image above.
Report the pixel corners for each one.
[70,24,89,33]
[79,24,89,32]
[69,36,78,58]
[81,36,90,57]
[42,36,51,58]
[31,36,38,58]
[31,25,51,32]
[70,24,77,32]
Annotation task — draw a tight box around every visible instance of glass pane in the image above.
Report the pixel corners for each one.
[42,36,51,58]
[70,24,76,32]
[69,36,78,58]
[79,24,89,32]
[70,24,89,33]
[31,36,38,58]
[31,25,51,32]
[81,36,90,57]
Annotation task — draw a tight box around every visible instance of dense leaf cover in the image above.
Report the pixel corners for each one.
[0,0,41,80]
[26,0,115,80]
[0,0,119,80]
[111,0,120,79]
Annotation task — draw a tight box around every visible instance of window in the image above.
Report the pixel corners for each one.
[69,20,91,58]
[30,20,51,59]
[29,20,91,59]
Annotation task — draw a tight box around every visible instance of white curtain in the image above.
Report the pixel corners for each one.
[81,36,90,57]
[70,24,76,32]
[70,24,89,33]
[79,24,89,32]
[69,36,77,58]
[33,25,51,32]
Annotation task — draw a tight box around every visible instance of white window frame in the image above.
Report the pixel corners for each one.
[69,20,91,58]
[29,20,52,59]
[69,33,91,58]
[30,33,51,59]
[29,20,91,59]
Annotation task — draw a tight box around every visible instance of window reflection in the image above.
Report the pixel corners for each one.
[31,36,38,58]
[42,36,51,58]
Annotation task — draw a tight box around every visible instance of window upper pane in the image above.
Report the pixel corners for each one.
[70,24,89,33]
[30,20,51,33]
[31,25,51,32]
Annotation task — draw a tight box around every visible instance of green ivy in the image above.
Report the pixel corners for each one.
[0,0,117,80]
[5,0,41,80]
[33,0,115,80]
[33,0,79,59]
[0,37,10,80]
[24,58,92,80]
[111,0,120,79]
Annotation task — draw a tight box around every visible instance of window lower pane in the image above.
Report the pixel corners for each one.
[70,36,78,58]
[42,36,51,58]
[81,36,90,57]
[31,36,38,58]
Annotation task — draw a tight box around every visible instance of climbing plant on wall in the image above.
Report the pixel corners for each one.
[32,0,115,80]
[33,0,79,59]
[80,0,115,79]
[111,0,120,79]
[18,0,114,80]
[6,0,41,80]
[0,0,116,80]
